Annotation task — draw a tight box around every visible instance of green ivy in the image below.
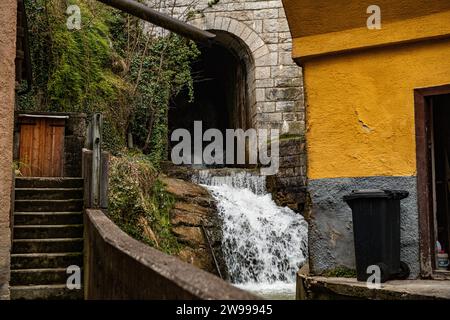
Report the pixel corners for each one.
[19,0,198,255]
[108,154,181,255]
[19,0,199,167]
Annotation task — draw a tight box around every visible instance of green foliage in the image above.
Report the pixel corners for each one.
[20,0,127,113]
[20,0,200,166]
[321,267,357,278]
[108,154,181,255]
[125,34,200,168]
[102,119,126,154]
[20,0,199,254]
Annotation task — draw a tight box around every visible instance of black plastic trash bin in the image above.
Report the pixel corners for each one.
[343,189,410,282]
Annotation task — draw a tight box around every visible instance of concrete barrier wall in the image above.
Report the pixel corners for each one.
[84,209,258,300]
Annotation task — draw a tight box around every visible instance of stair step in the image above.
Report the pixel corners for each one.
[10,284,83,300]
[14,199,84,212]
[14,212,83,225]
[14,225,83,239]
[15,188,83,200]
[15,177,84,189]
[13,238,83,253]
[11,268,82,286]
[11,253,83,269]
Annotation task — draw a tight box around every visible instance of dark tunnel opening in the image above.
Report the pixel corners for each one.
[169,31,254,167]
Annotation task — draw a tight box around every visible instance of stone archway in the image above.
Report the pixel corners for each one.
[188,16,273,130]
[169,16,267,131]
[168,28,257,159]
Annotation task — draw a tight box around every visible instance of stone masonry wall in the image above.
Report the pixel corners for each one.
[150,0,307,212]
[148,0,305,135]
[0,0,17,300]
[267,138,307,214]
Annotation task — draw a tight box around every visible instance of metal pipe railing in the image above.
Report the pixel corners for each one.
[201,222,224,279]
[96,0,216,45]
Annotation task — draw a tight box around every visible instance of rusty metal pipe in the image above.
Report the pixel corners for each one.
[96,0,216,44]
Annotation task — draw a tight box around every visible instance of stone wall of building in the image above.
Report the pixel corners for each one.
[0,0,17,300]
[150,0,307,212]
[267,137,307,214]
[149,0,304,134]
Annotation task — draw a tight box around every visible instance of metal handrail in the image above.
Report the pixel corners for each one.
[201,222,224,279]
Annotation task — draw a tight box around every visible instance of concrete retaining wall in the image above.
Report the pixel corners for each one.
[267,137,307,214]
[150,0,305,134]
[84,209,257,300]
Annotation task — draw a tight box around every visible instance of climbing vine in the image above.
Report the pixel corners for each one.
[20,0,200,166]
[17,0,201,256]
[108,154,181,254]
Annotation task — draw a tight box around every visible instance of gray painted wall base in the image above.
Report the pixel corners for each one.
[308,176,420,279]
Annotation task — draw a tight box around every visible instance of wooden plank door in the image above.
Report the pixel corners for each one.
[19,118,65,177]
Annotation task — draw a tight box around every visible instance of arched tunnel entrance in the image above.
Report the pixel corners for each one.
[169,30,255,166]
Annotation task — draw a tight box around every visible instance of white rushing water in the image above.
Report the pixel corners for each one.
[192,169,308,299]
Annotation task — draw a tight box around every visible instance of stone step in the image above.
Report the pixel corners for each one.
[14,199,84,212]
[15,177,84,189]
[10,268,82,286]
[13,225,83,239]
[15,188,83,200]
[10,284,83,300]
[13,238,83,254]
[14,212,83,225]
[11,253,83,269]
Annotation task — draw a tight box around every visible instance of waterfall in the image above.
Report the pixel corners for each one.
[192,169,308,298]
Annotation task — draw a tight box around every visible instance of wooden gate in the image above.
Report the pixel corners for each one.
[18,116,65,177]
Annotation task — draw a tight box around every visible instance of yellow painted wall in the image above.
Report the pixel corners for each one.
[305,38,450,180]
[282,0,450,38]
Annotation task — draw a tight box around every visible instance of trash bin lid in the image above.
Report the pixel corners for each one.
[343,189,409,202]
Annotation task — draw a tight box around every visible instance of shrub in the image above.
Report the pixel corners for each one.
[108,153,181,254]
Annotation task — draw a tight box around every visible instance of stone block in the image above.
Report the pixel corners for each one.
[274,78,303,88]
[286,121,305,135]
[279,51,294,65]
[276,101,295,112]
[253,8,278,19]
[244,2,279,11]
[261,33,279,44]
[259,102,276,113]
[253,45,269,59]
[255,88,265,102]
[240,25,253,42]
[280,157,302,170]
[255,66,270,80]
[256,112,282,122]
[282,113,296,121]
[279,31,293,43]
[255,79,274,88]
[262,19,279,33]
[266,88,302,101]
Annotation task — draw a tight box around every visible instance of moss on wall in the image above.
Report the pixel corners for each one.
[19,0,199,163]
[108,153,182,255]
